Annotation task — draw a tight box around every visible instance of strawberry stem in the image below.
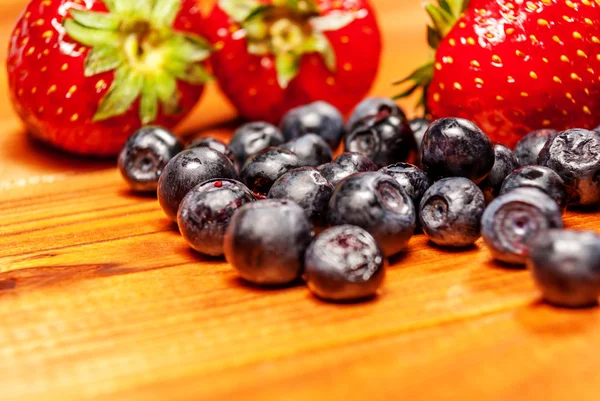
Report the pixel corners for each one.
[393,0,469,112]
[63,0,212,124]
[219,0,356,88]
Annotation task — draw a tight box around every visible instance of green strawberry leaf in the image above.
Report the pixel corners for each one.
[140,77,159,124]
[155,72,180,115]
[278,0,320,15]
[151,0,182,28]
[437,0,453,16]
[245,4,273,21]
[93,67,144,122]
[309,11,356,33]
[427,25,441,49]
[84,45,124,76]
[392,61,434,86]
[174,64,213,84]
[425,3,454,37]
[445,0,469,18]
[102,0,117,12]
[63,19,122,47]
[244,16,269,40]
[302,33,336,72]
[248,41,271,55]
[275,52,299,88]
[165,34,212,63]
[219,0,263,22]
[69,9,121,30]
[110,0,139,14]
[392,83,420,99]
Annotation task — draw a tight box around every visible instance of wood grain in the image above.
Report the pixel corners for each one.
[1,1,600,401]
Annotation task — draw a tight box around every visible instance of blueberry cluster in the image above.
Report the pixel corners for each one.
[118,100,600,307]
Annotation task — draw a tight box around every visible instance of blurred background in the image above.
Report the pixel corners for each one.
[0,0,429,178]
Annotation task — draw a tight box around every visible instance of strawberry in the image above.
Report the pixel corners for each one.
[7,0,212,156]
[397,0,600,148]
[204,0,381,123]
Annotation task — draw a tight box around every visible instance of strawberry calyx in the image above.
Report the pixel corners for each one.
[393,0,469,110]
[63,0,212,124]
[219,0,357,88]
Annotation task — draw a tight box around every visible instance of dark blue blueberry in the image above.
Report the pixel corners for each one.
[157,148,237,221]
[268,167,334,227]
[514,129,557,166]
[118,126,183,192]
[409,118,432,150]
[500,165,568,211]
[479,144,519,204]
[379,162,432,206]
[328,172,416,257]
[239,147,304,197]
[304,225,386,302]
[280,101,345,149]
[228,122,285,167]
[528,230,600,308]
[281,133,332,167]
[346,97,405,132]
[481,188,564,265]
[318,152,378,186]
[419,177,485,247]
[421,118,495,183]
[538,129,600,206]
[185,136,236,167]
[224,199,314,285]
[344,115,419,168]
[177,179,256,256]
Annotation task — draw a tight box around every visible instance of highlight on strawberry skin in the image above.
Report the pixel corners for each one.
[396,0,600,148]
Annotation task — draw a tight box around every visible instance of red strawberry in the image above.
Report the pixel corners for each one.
[204,0,381,123]
[7,0,212,156]
[397,0,600,148]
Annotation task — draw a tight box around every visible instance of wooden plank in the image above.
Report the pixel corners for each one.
[1,1,599,401]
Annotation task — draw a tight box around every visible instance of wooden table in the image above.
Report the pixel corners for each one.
[2,1,600,400]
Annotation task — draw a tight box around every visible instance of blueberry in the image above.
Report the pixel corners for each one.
[479,144,519,204]
[224,199,314,285]
[118,126,183,192]
[318,152,378,186]
[239,147,304,197]
[157,148,237,221]
[304,225,386,302]
[177,179,256,256]
[538,129,600,206]
[185,136,236,167]
[335,152,379,171]
[481,188,564,265]
[528,230,600,308]
[229,122,285,167]
[344,115,419,168]
[328,172,416,256]
[346,97,405,131]
[268,167,334,227]
[280,101,345,149]
[421,118,495,183]
[281,133,332,167]
[500,166,568,211]
[409,118,432,150]
[419,177,485,247]
[379,162,432,206]
[514,129,557,166]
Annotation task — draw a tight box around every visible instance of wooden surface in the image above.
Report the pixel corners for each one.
[2,1,600,400]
